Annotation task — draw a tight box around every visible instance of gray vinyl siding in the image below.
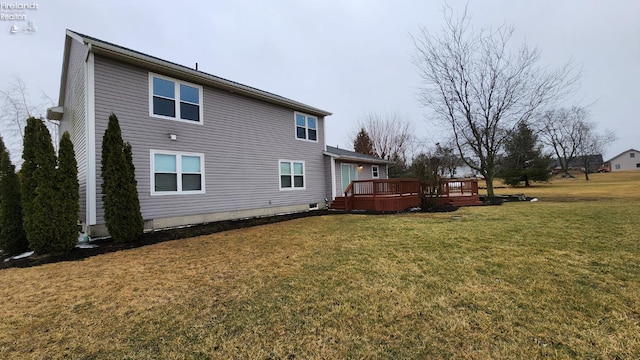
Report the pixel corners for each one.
[93,55,326,224]
[324,156,333,200]
[59,38,87,223]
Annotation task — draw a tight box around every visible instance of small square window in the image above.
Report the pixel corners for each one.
[636,163,640,168]
[630,152,635,158]
[279,160,305,190]
[294,112,318,142]
[615,164,621,170]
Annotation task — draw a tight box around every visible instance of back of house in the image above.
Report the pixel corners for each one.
[50,30,332,236]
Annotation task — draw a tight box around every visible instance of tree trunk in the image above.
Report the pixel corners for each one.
[485,176,495,197]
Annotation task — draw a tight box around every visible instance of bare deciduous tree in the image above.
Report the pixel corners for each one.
[539,106,616,180]
[538,107,588,177]
[356,111,415,161]
[0,76,56,166]
[577,128,616,181]
[411,5,580,196]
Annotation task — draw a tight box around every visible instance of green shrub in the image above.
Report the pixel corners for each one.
[21,117,58,254]
[0,136,29,255]
[101,113,143,243]
[53,131,79,252]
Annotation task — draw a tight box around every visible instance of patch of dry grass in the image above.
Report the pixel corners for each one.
[1,172,639,358]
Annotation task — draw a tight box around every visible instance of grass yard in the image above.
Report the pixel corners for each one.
[1,172,639,359]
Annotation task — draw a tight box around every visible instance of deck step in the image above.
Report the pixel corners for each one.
[436,196,484,207]
[329,196,347,210]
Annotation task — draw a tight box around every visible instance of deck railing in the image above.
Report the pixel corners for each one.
[442,178,479,196]
[344,178,420,211]
[342,178,480,211]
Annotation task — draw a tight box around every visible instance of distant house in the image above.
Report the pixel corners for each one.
[605,149,640,171]
[323,146,393,200]
[553,154,604,173]
[48,30,332,236]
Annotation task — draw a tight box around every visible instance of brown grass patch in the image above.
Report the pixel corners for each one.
[1,172,639,358]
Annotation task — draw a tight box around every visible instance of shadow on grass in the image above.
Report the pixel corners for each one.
[1,204,465,270]
[1,211,336,270]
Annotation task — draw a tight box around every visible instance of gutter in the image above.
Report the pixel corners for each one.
[322,151,394,165]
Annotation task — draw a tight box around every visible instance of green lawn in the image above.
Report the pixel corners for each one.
[1,172,639,358]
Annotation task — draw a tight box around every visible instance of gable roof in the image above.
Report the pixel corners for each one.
[324,146,394,164]
[55,30,332,117]
[605,148,639,163]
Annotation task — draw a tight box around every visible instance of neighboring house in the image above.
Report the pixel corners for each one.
[323,146,393,200]
[605,149,640,171]
[552,154,604,173]
[47,30,332,236]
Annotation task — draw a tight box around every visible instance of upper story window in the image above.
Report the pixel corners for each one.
[279,160,305,190]
[151,150,205,195]
[295,112,317,142]
[150,73,203,123]
[630,152,635,158]
[372,165,379,178]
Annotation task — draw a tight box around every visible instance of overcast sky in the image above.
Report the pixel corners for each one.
[1,0,639,162]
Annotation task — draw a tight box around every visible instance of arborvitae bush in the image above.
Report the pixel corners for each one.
[53,131,79,252]
[0,136,29,255]
[21,117,58,254]
[101,113,143,243]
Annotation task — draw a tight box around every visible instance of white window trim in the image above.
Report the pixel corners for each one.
[279,159,306,190]
[294,112,318,143]
[150,150,205,196]
[372,165,379,178]
[148,72,204,125]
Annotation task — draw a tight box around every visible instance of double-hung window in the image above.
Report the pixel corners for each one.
[279,160,305,190]
[150,73,203,123]
[372,165,379,178]
[151,150,205,195]
[295,112,317,141]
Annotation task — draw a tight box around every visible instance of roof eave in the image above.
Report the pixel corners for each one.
[605,148,640,163]
[323,151,394,164]
[82,38,332,117]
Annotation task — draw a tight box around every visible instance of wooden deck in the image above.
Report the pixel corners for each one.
[330,178,482,211]
[432,179,484,207]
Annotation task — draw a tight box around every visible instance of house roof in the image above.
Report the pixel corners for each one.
[605,148,639,163]
[324,146,394,164]
[554,154,604,168]
[53,30,332,118]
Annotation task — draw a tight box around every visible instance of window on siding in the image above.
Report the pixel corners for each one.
[279,160,305,190]
[295,113,318,141]
[630,152,635,158]
[150,73,202,123]
[615,164,621,170]
[152,151,204,195]
[372,165,379,178]
[636,163,640,168]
